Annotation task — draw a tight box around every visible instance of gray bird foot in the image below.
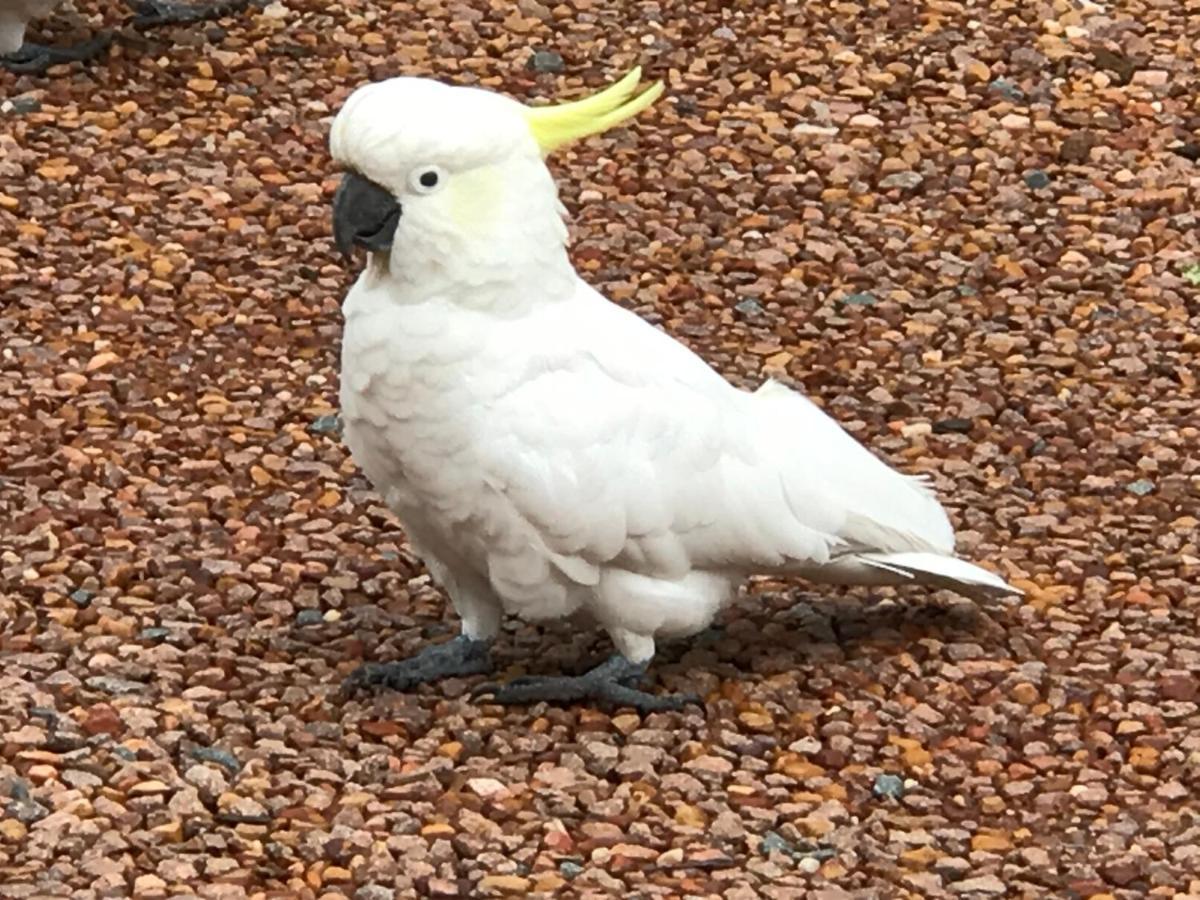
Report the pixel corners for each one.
[128,0,258,28]
[342,635,492,694]
[1,35,113,74]
[472,654,701,714]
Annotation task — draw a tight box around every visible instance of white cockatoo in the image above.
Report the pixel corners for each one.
[330,69,1021,711]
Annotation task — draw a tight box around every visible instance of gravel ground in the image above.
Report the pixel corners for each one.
[2,0,1199,897]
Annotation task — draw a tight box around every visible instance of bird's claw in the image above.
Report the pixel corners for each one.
[340,635,492,698]
[341,660,421,693]
[471,655,702,713]
[1,35,112,74]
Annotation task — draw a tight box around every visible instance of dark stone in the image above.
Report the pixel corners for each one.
[5,797,48,824]
[1125,478,1154,496]
[873,773,905,800]
[5,780,46,824]
[760,831,791,855]
[1024,169,1051,189]
[1060,131,1098,164]
[559,860,584,879]
[295,609,323,626]
[933,417,972,434]
[7,96,42,114]
[1092,47,1137,84]
[69,588,93,608]
[527,50,564,74]
[190,745,241,773]
[309,414,342,437]
[1102,859,1143,887]
[988,78,1024,101]
[7,778,31,802]
[735,298,764,316]
[139,626,170,642]
[1172,143,1200,162]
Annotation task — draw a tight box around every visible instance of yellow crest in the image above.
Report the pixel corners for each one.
[524,67,664,155]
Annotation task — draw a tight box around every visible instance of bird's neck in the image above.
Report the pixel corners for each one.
[365,242,577,315]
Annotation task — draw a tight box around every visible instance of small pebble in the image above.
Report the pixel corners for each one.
[760,831,792,855]
[873,773,906,800]
[8,800,49,824]
[559,860,584,879]
[2,95,42,114]
[527,49,564,73]
[933,417,972,434]
[1126,478,1154,496]
[879,171,923,190]
[841,292,877,307]
[988,78,1025,101]
[189,746,241,774]
[308,414,343,436]
[1023,169,1051,189]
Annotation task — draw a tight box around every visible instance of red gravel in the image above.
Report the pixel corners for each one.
[2,0,1199,898]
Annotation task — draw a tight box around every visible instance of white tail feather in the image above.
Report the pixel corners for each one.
[858,551,1022,601]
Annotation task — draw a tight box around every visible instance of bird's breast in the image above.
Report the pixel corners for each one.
[338,297,502,531]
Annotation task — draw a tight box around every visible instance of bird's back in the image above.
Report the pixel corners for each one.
[473,283,957,580]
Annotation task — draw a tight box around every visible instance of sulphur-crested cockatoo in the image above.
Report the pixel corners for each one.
[330,69,1021,711]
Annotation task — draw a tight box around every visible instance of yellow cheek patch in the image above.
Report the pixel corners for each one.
[448,165,504,232]
[524,66,663,155]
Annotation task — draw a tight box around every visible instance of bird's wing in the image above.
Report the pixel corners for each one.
[748,379,956,556]
[475,283,953,588]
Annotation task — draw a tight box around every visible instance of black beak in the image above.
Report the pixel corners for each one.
[332,172,401,259]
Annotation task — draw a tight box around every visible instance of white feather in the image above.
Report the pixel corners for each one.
[330,76,1022,664]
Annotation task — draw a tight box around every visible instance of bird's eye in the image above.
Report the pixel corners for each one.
[409,166,446,194]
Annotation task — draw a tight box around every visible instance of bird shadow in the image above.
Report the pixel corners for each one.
[485,587,1016,695]
[299,583,1020,715]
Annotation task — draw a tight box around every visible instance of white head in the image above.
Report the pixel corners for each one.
[329,69,662,299]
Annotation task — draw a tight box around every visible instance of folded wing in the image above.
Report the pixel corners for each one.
[477,285,963,590]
